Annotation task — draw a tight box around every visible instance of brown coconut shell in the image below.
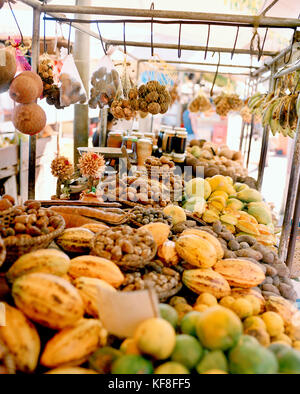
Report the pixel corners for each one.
[0,47,17,93]
[9,71,43,104]
[12,103,46,135]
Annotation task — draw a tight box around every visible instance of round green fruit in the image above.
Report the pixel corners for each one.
[180,311,202,337]
[159,303,178,328]
[196,350,228,374]
[171,334,203,370]
[111,355,153,374]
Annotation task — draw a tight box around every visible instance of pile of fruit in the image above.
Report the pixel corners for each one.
[186,140,249,181]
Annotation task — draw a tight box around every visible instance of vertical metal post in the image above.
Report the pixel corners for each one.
[239,121,246,152]
[246,114,255,168]
[73,0,90,165]
[99,107,108,146]
[286,177,300,272]
[257,63,276,190]
[278,117,300,260]
[28,7,41,200]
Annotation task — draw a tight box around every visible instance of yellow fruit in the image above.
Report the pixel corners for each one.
[219,296,235,309]
[236,220,260,236]
[73,276,116,317]
[244,326,270,347]
[120,338,141,355]
[202,209,220,223]
[40,318,107,368]
[214,259,265,288]
[46,367,98,374]
[261,311,284,337]
[6,249,70,282]
[231,298,253,319]
[181,229,224,260]
[163,205,187,225]
[231,288,265,314]
[176,234,218,268]
[134,318,176,360]
[223,223,236,234]
[196,293,218,307]
[174,303,193,314]
[185,178,211,200]
[69,255,124,288]
[194,304,209,312]
[293,341,300,351]
[12,273,84,330]
[220,214,238,226]
[243,316,266,331]
[271,333,292,346]
[208,195,227,207]
[265,296,298,327]
[157,241,180,266]
[56,227,94,253]
[202,369,228,374]
[81,223,109,233]
[238,211,258,224]
[244,295,261,316]
[209,200,226,212]
[209,191,229,199]
[183,269,231,299]
[139,222,170,248]
[0,303,40,373]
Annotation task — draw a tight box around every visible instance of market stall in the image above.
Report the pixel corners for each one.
[1,0,300,376]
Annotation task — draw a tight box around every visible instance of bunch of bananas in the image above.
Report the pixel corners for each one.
[248,91,300,139]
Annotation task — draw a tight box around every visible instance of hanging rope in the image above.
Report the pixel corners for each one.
[258,27,268,61]
[67,22,72,54]
[177,22,182,58]
[231,26,239,60]
[204,24,210,60]
[210,51,221,97]
[96,22,107,55]
[283,28,297,65]
[43,13,47,53]
[150,2,155,57]
[8,1,24,45]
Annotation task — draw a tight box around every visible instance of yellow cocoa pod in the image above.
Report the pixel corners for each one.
[176,234,218,268]
[40,318,107,368]
[56,227,94,253]
[69,255,124,288]
[12,273,84,330]
[6,249,70,283]
[81,223,109,233]
[0,303,40,373]
[214,259,265,288]
[46,367,98,374]
[183,269,231,299]
[138,222,170,248]
[73,276,116,317]
[181,229,224,260]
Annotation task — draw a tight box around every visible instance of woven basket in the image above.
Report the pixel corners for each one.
[2,215,65,266]
[0,238,5,268]
[0,207,15,229]
[145,164,175,179]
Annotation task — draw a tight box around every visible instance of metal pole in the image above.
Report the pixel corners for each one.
[239,121,246,152]
[286,177,300,272]
[102,39,276,57]
[257,63,276,190]
[37,4,300,29]
[99,107,108,147]
[246,114,255,168]
[73,0,90,165]
[278,117,300,261]
[28,7,41,200]
[274,62,300,79]
[134,59,259,70]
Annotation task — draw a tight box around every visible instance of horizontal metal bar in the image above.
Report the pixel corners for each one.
[145,65,250,76]
[38,4,300,29]
[104,39,277,56]
[137,59,259,69]
[18,0,40,9]
[274,61,300,78]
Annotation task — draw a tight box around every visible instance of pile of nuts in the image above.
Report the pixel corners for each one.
[130,207,173,226]
[88,67,121,109]
[145,156,175,171]
[38,54,55,95]
[90,225,157,270]
[0,199,63,240]
[121,265,182,301]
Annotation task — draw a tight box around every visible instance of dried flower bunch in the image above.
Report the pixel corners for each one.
[136,80,171,115]
[78,152,105,179]
[189,94,211,113]
[214,93,243,117]
[51,156,74,181]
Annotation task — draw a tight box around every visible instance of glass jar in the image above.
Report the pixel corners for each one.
[173,127,187,154]
[162,129,176,154]
[157,126,172,150]
[107,131,124,148]
[137,138,153,167]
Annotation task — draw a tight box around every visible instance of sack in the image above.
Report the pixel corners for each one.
[59,49,87,107]
[88,50,122,109]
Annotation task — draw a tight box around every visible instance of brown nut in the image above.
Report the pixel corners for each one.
[36,216,49,228]
[0,199,12,211]
[14,223,27,233]
[14,215,29,225]
[25,201,41,210]
[48,216,62,228]
[2,194,15,205]
[26,225,43,236]
[27,214,37,225]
